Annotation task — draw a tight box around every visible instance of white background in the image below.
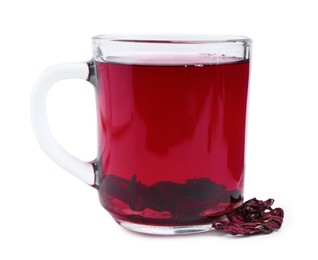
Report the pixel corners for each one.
[0,0,317,259]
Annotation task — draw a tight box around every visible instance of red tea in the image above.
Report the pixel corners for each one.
[95,56,249,226]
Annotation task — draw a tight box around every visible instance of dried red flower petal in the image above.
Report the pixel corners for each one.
[212,198,284,235]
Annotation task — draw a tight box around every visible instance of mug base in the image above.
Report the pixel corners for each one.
[117,220,213,235]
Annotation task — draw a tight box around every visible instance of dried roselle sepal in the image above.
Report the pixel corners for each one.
[212,198,284,235]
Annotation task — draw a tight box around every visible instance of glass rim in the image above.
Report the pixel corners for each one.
[92,34,252,45]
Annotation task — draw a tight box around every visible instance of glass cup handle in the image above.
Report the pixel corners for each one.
[30,63,96,186]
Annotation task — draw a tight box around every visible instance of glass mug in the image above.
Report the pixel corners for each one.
[31,35,251,235]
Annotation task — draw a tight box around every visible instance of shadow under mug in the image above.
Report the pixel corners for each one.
[31,34,251,235]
